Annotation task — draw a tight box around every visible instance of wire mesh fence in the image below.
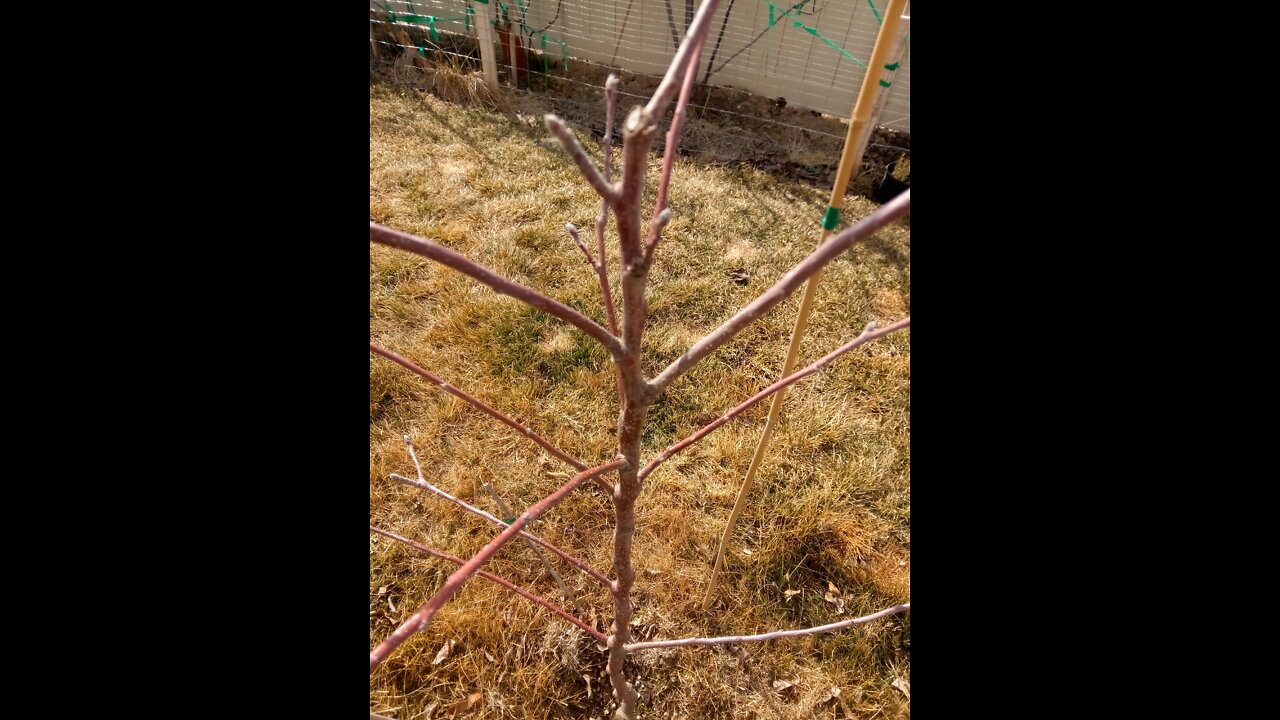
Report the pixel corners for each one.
[369,0,909,191]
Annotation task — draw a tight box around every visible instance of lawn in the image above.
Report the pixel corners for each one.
[370,74,910,719]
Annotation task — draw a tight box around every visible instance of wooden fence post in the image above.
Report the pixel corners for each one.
[473,0,500,90]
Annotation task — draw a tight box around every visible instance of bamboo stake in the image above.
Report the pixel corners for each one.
[701,0,910,610]
[855,6,911,164]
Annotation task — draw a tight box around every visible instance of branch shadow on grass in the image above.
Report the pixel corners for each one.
[414,100,497,167]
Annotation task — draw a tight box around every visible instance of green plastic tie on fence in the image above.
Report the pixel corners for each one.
[535,33,570,73]
[793,20,867,68]
[466,3,473,31]
[879,79,891,87]
[766,0,812,28]
[502,516,518,525]
[822,206,841,231]
[884,62,899,71]
[516,0,533,36]
[428,16,439,43]
[866,0,883,24]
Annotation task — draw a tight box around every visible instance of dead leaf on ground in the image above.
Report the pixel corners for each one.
[772,679,796,695]
[433,638,457,665]
[824,589,846,614]
[818,686,841,704]
[892,677,910,699]
[445,692,483,718]
[784,589,801,601]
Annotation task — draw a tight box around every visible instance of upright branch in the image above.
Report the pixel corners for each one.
[370,525,607,644]
[370,343,591,474]
[601,101,660,717]
[645,0,724,118]
[638,317,911,481]
[624,603,910,652]
[644,31,706,265]
[370,457,626,672]
[596,4,723,717]
[645,190,910,400]
[595,74,622,338]
[370,223,625,359]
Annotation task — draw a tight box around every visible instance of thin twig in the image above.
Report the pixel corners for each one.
[565,222,596,264]
[624,603,910,652]
[370,525,606,643]
[484,481,584,613]
[404,434,426,480]
[371,457,627,671]
[390,473,612,587]
[595,75,622,339]
[370,223,625,360]
[644,191,910,400]
[638,318,911,481]
[544,115,617,205]
[370,343,590,473]
[566,221,620,346]
[398,434,608,575]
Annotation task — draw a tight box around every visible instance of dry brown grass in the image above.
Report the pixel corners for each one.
[371,79,910,719]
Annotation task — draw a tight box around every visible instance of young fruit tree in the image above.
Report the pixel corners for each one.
[369,1,910,717]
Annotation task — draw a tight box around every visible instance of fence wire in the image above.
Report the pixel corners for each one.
[370,0,909,183]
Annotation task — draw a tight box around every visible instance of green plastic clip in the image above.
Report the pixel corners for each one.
[822,206,841,231]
